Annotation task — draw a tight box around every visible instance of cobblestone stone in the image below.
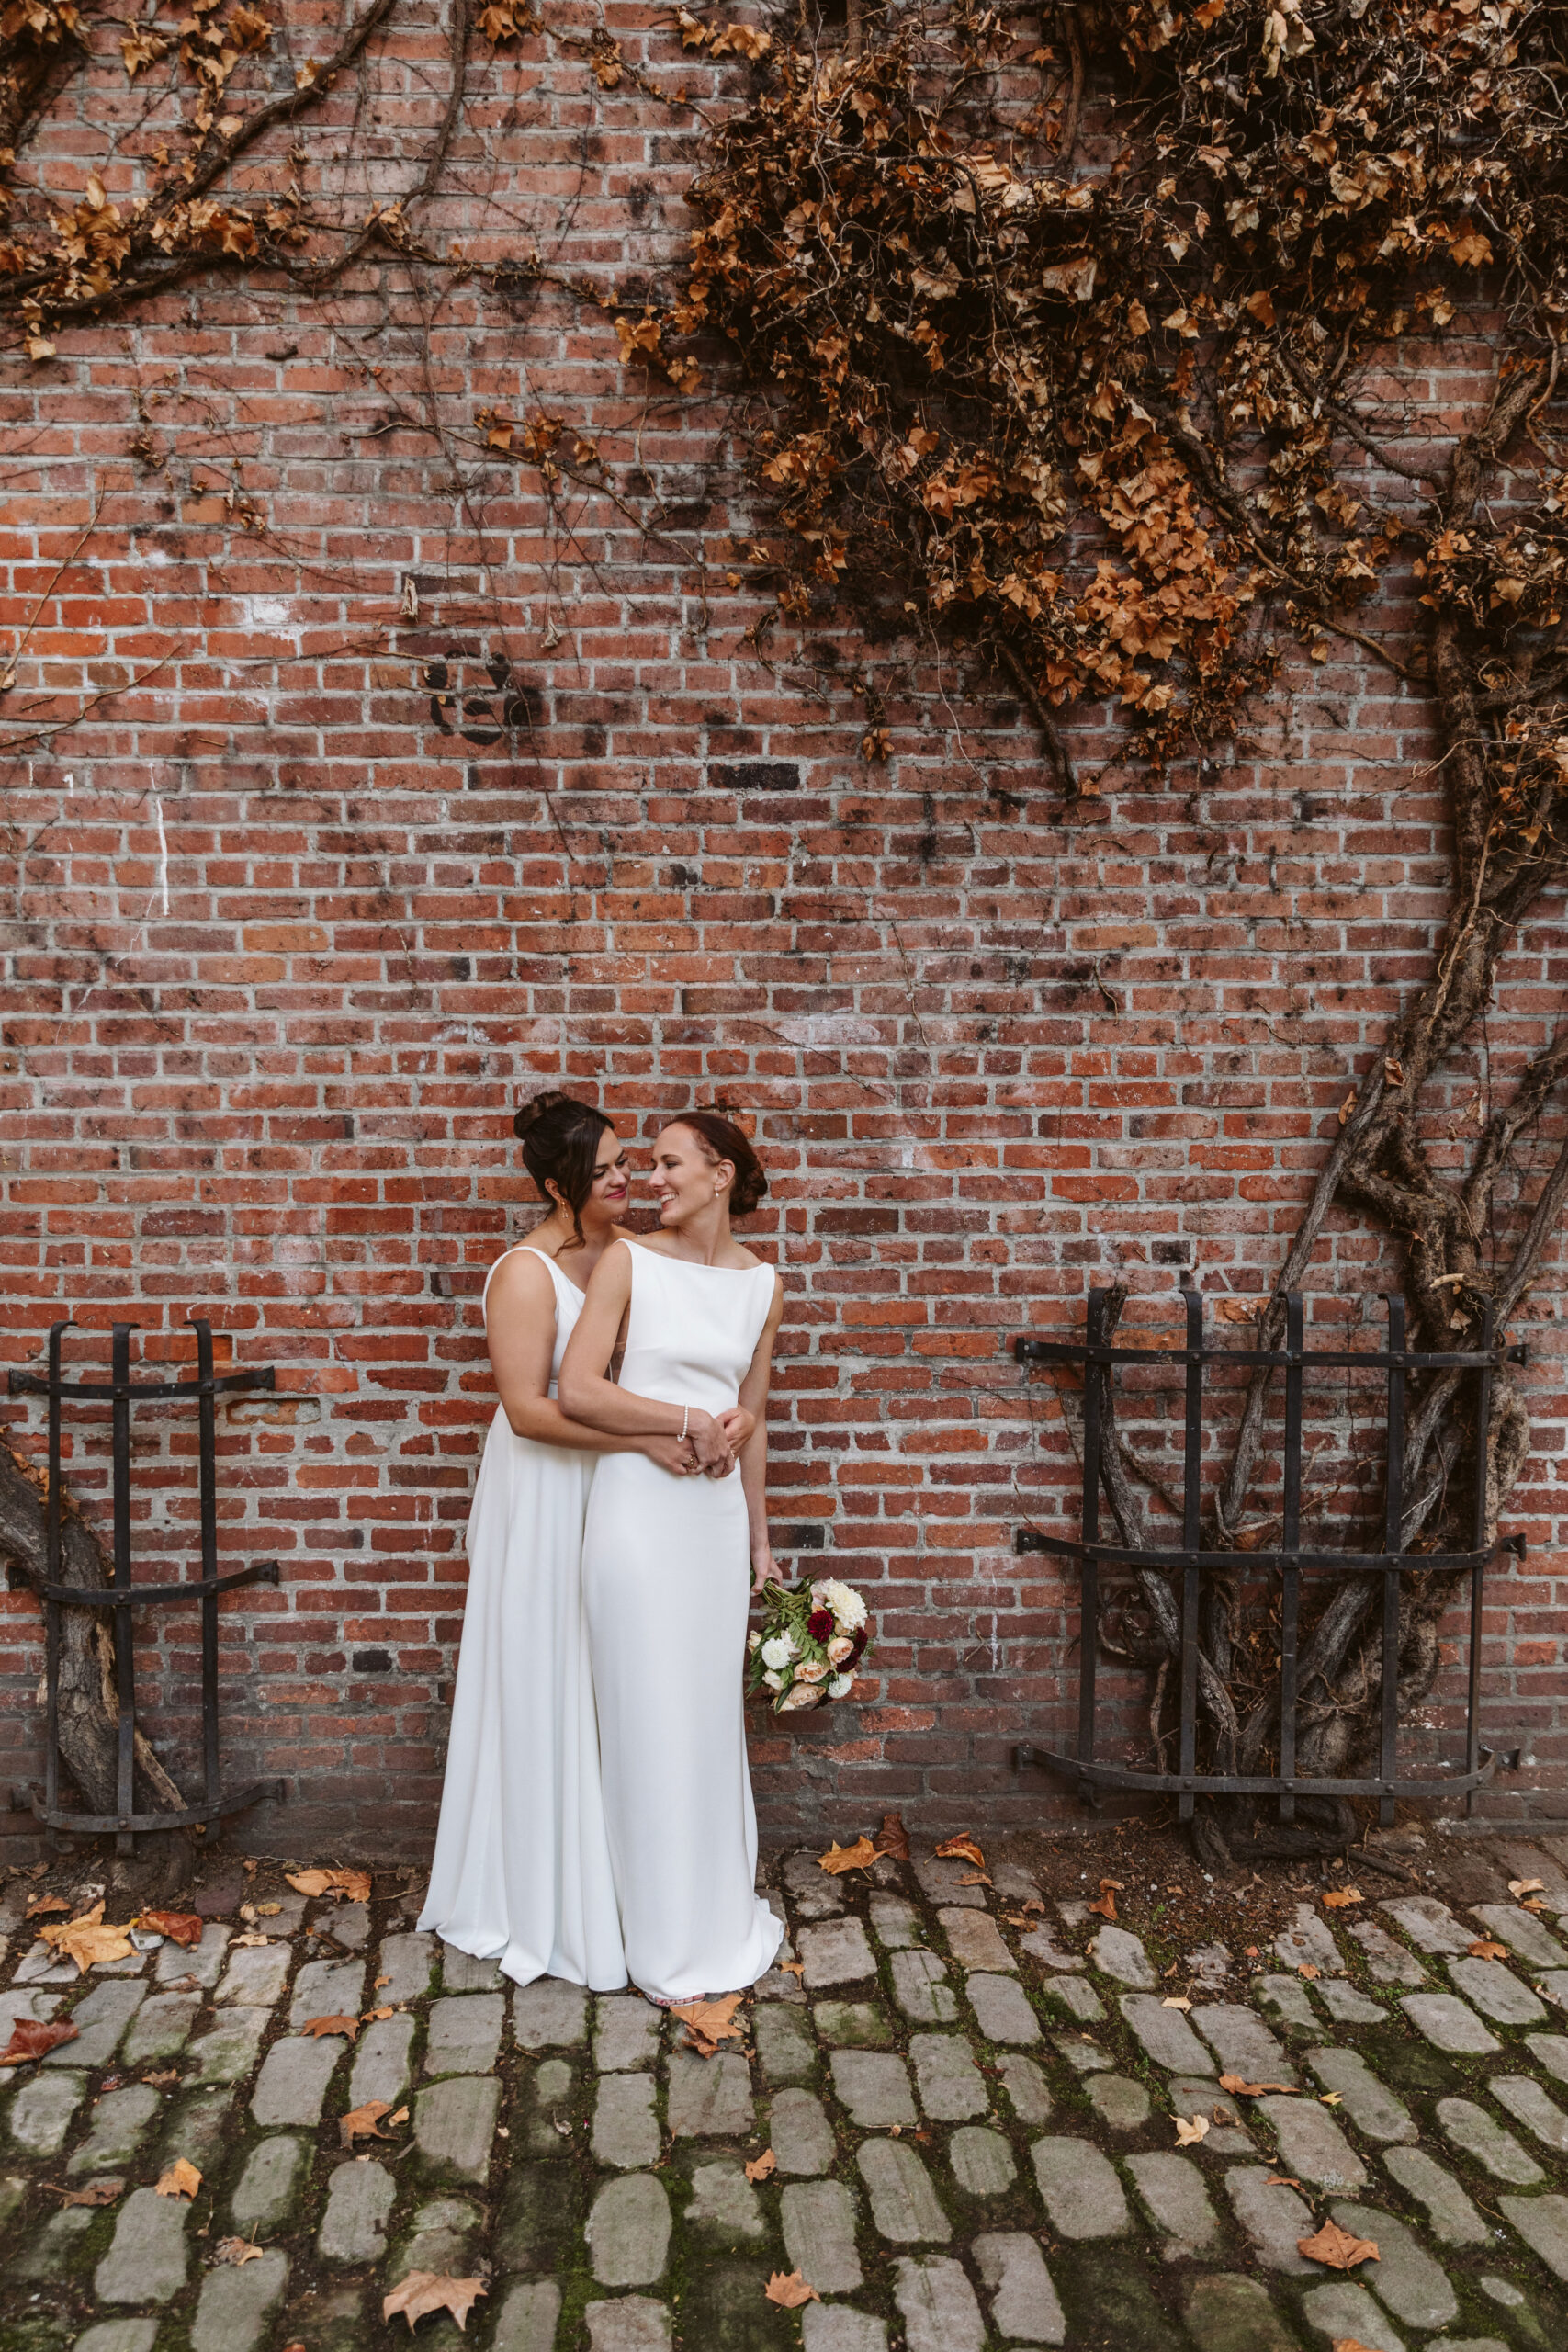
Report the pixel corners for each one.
[1224,2165,1316,2273]
[1037,1973,1105,2023]
[1087,2073,1152,2132]
[230,2134,306,2240]
[964,1970,1040,2044]
[974,2228,1066,2343]
[947,2123,1016,2196]
[215,1942,290,2007]
[9,2203,96,2280]
[685,2158,764,2240]
[594,1996,661,2073]
[1256,1974,1319,2030]
[377,1932,435,2006]
[441,1944,503,1992]
[891,2252,987,2351]
[1318,1979,1383,2025]
[251,2033,344,2127]
[910,2031,987,2120]
[493,2279,562,2352]
[1491,2072,1568,2153]
[769,2086,834,2175]
[290,1957,366,2030]
[798,1918,876,1988]
[592,2072,660,2169]
[782,2177,864,2289]
[1528,2030,1568,2084]
[1497,2189,1568,2281]
[190,2245,288,2352]
[1381,1898,1471,1955]
[414,2074,501,2181]
[188,2006,269,2085]
[1444,1956,1548,2027]
[6,2069,84,2154]
[319,2156,397,2260]
[800,2310,887,2352]
[1381,2145,1488,2245]
[1436,2096,1543,2183]
[889,1950,957,2024]
[123,1991,200,2064]
[586,2173,671,2285]
[856,2139,950,2242]
[1089,1926,1155,1987]
[1019,1925,1088,1971]
[815,1999,894,2046]
[754,2003,815,2083]
[1031,2136,1129,2238]
[1170,2078,1253,2154]
[513,1978,585,2047]
[1471,1905,1568,1971]
[1184,2273,1299,2352]
[1331,2199,1457,2328]
[1194,2004,1297,2085]
[1307,2047,1418,2142]
[1256,2092,1368,2188]
[1347,1919,1427,1985]
[667,2050,753,2137]
[1272,1905,1344,1975]
[44,1980,147,2068]
[95,2185,189,2304]
[424,1992,505,2075]
[69,2326,159,2352]
[831,2049,917,2127]
[1125,2150,1221,2257]
[584,2297,671,2349]
[391,2191,480,2285]
[937,1907,1014,1973]
[911,1857,987,1908]
[1121,1991,1214,2073]
[350,2011,416,2108]
[1301,2280,1404,2351]
[997,2052,1054,2123]
[67,2084,160,2177]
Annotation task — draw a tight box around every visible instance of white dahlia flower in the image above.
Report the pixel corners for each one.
[814,1578,866,1632]
[761,1633,797,1672]
[829,1673,853,1699]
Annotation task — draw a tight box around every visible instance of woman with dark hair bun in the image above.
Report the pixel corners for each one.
[560,1110,785,2001]
[420,1091,693,1991]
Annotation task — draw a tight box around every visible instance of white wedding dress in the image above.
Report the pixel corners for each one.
[419,1246,626,1990]
[582,1243,784,2001]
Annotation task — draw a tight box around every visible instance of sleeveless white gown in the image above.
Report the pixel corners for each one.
[582,1243,784,2001]
[418,1245,626,1990]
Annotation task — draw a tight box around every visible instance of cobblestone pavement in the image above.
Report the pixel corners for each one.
[4,1830,1568,2352]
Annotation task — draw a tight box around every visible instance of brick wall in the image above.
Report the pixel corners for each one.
[1,6,1563,1859]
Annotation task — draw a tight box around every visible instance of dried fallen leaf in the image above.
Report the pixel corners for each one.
[934,1834,986,1868]
[1321,1889,1363,1909]
[745,2148,776,2181]
[1319,2092,1344,2107]
[231,1932,271,1948]
[817,1838,877,1876]
[1469,1939,1509,1961]
[776,1957,806,1981]
[41,2176,122,2206]
[137,1910,204,1947]
[382,2273,489,2332]
[301,2014,359,2041]
[671,1993,745,2056]
[0,2018,80,2065]
[362,2006,396,2023]
[213,2236,264,2266]
[957,1871,993,1887]
[25,1894,71,1918]
[1174,2113,1210,2145]
[375,1974,391,1989]
[141,2070,177,2086]
[1509,1877,1546,1899]
[340,2099,397,2148]
[1298,1962,1321,1980]
[287,1867,372,1903]
[873,1812,910,1860]
[763,2271,819,2308]
[1162,1996,1193,2012]
[1298,2219,1379,2270]
[38,1903,136,1975]
[1330,2339,1382,2352]
[156,2158,201,2200]
[1266,2175,1303,2188]
[1219,2074,1299,2097]
[1087,1879,1120,1922]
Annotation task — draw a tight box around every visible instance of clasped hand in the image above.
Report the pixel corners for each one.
[643,1404,753,1478]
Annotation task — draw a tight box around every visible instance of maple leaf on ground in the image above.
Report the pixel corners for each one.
[776,1957,805,1981]
[363,2005,396,2022]
[933,1833,985,1868]
[763,2271,819,2308]
[38,1903,135,1975]
[1321,1888,1363,1908]
[1219,2074,1299,2097]
[137,1911,204,1948]
[340,2098,397,2149]
[745,2148,776,2181]
[817,1838,877,1876]
[1298,2219,1379,2270]
[382,2272,488,2332]
[1469,1939,1508,1961]
[1508,1877,1546,1899]
[1162,1996,1193,2012]
[286,1867,371,1902]
[42,2177,122,2206]
[0,2018,79,2065]
[213,2236,264,2265]
[1174,2113,1210,2145]
[671,1993,745,2056]
[1087,1878,1121,1922]
[25,1894,71,1918]
[1298,1962,1322,1980]
[873,1812,910,1860]
[155,2159,201,2199]
[301,2014,359,2041]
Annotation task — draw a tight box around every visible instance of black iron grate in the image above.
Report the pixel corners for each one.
[1011,1285,1527,1826]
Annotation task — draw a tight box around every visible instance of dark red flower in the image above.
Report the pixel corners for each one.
[850,1625,869,1659]
[807,1607,834,1643]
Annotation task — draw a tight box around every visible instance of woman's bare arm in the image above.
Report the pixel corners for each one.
[558,1242,734,1471]
[738,1275,785,1589]
[487,1250,683,1465]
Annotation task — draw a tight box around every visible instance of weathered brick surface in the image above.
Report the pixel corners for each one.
[0,6,1562,1849]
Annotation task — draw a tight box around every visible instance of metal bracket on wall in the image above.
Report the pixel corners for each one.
[1011,1285,1524,1828]
[8,1317,285,1855]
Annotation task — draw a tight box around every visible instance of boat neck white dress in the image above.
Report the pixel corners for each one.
[582,1240,784,2002]
[418,1243,627,1991]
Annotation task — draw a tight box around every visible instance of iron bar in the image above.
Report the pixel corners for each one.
[1279,1293,1303,1824]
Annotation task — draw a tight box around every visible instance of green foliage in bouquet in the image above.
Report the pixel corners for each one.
[746,1577,871,1714]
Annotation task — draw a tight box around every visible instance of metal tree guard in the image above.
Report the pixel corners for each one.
[1012,1285,1527,1827]
[9,1317,284,1855]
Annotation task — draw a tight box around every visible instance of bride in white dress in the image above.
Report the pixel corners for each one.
[560,1111,786,2002]
[419,1093,690,1989]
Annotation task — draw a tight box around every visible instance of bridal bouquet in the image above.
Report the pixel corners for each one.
[747,1578,871,1713]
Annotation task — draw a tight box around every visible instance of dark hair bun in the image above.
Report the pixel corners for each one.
[676,1109,768,1217]
[512,1091,614,1243]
